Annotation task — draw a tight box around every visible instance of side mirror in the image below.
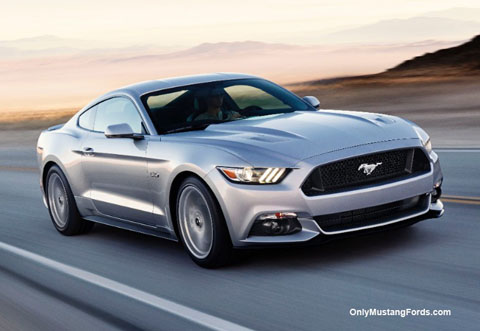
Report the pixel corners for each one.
[303,96,321,109]
[105,123,144,140]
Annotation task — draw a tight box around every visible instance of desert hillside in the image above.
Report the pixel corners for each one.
[292,34,480,88]
[289,35,480,147]
[384,34,480,76]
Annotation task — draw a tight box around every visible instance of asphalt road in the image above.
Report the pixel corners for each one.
[0,148,478,330]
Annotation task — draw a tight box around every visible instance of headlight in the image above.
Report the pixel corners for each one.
[413,126,432,153]
[217,166,289,184]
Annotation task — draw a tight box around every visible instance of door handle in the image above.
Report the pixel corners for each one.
[83,147,94,156]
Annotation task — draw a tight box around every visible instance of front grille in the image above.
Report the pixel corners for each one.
[302,148,430,196]
[313,195,429,232]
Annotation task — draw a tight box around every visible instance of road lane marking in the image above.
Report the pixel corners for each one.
[441,199,480,206]
[0,242,252,331]
[442,195,480,201]
[0,166,37,172]
[441,195,480,206]
[435,149,480,153]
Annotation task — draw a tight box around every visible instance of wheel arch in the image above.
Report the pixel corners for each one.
[168,171,231,242]
[42,160,60,194]
[41,151,79,193]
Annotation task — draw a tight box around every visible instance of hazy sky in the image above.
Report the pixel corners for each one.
[1,0,479,111]
[2,0,479,46]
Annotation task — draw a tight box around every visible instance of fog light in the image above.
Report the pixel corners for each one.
[432,181,442,203]
[432,187,442,203]
[249,212,302,236]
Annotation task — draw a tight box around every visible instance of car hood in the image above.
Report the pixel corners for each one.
[166,110,420,166]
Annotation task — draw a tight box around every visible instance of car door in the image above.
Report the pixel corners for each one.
[81,97,155,225]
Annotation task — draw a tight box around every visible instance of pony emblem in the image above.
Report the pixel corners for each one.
[358,162,382,175]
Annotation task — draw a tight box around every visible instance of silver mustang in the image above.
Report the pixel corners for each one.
[37,73,444,267]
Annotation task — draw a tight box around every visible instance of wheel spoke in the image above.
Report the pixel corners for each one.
[178,185,214,259]
[48,174,69,228]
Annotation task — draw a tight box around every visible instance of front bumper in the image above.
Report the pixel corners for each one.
[205,140,444,247]
[236,200,444,249]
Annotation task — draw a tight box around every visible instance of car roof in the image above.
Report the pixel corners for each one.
[112,72,259,97]
[77,73,260,114]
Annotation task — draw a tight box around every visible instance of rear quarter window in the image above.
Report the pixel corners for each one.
[78,107,95,130]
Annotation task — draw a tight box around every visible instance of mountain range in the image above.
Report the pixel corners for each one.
[2,6,480,58]
[1,6,480,112]
[322,17,480,44]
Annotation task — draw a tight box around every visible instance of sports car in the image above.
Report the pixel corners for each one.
[37,73,444,267]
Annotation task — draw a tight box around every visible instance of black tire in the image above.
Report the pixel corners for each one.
[45,165,94,235]
[176,176,233,268]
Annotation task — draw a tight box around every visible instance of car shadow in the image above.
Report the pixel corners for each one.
[84,221,439,272]
[226,224,442,270]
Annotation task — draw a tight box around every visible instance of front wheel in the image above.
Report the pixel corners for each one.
[46,165,93,235]
[176,177,233,268]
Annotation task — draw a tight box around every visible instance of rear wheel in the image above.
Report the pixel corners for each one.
[176,177,233,268]
[46,165,93,235]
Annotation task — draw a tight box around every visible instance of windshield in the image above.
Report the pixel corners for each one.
[141,78,314,134]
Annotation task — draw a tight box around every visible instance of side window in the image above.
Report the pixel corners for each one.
[93,98,144,134]
[78,107,95,130]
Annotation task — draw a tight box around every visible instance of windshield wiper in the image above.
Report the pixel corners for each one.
[163,123,213,134]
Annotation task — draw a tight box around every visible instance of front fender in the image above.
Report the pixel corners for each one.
[147,139,250,232]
